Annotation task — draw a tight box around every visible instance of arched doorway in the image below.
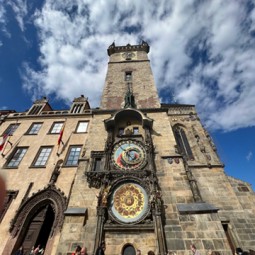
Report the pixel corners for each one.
[122,244,136,255]
[3,185,67,255]
[19,204,55,253]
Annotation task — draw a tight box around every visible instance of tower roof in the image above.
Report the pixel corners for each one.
[107,41,150,56]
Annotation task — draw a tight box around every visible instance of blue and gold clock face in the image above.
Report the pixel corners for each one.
[112,140,146,171]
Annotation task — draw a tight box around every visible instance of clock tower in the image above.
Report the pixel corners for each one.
[100,41,161,110]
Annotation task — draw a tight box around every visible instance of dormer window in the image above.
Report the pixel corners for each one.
[71,104,83,113]
[28,105,43,115]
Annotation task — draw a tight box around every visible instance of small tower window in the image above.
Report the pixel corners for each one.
[118,128,124,136]
[125,72,132,81]
[133,127,139,134]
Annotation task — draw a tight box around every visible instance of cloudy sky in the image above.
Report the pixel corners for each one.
[0,0,254,187]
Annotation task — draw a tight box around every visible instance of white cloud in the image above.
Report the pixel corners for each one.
[8,0,28,32]
[17,0,255,132]
[246,151,253,161]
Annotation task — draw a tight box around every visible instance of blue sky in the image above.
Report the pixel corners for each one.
[0,0,254,189]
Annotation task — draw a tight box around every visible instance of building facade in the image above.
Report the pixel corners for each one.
[0,42,254,255]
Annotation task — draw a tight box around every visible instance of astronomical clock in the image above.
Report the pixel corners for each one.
[111,140,147,171]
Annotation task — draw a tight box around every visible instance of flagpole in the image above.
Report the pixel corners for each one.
[57,119,67,156]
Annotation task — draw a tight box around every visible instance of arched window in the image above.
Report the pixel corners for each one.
[173,125,194,160]
[122,244,136,255]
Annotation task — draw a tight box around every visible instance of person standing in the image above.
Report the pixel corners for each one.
[147,251,155,255]
[81,247,88,255]
[15,246,24,255]
[190,244,201,255]
[95,242,106,255]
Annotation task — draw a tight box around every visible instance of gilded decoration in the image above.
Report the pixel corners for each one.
[110,183,149,223]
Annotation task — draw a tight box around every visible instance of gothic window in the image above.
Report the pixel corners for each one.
[28,105,43,115]
[173,125,194,160]
[71,104,83,113]
[32,147,53,167]
[125,72,132,81]
[0,190,18,223]
[75,121,89,133]
[26,123,43,135]
[2,123,20,136]
[64,146,82,166]
[6,147,28,168]
[49,122,64,134]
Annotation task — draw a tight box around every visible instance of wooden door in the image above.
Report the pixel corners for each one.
[21,206,48,253]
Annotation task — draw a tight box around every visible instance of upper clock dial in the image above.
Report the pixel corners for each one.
[112,140,146,170]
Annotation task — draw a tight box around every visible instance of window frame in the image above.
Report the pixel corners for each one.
[49,122,64,134]
[173,125,194,160]
[26,122,43,135]
[125,71,132,81]
[64,145,82,167]
[31,146,53,168]
[2,123,20,136]
[75,121,89,133]
[5,146,28,168]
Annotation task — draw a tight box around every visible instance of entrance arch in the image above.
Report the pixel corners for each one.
[122,243,136,255]
[3,184,67,255]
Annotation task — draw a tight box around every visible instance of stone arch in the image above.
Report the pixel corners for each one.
[4,184,67,255]
[104,108,153,130]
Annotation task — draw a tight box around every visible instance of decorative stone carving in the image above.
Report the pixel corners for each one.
[9,184,67,238]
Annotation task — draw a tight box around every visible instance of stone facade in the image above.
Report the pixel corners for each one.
[0,43,254,255]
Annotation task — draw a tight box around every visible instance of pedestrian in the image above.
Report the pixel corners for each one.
[95,241,106,255]
[190,244,201,255]
[137,249,141,255]
[147,251,155,255]
[72,245,82,255]
[15,246,24,255]
[29,246,34,255]
[33,244,41,255]
[81,247,88,255]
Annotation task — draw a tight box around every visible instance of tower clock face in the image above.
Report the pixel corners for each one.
[109,182,149,224]
[112,140,146,170]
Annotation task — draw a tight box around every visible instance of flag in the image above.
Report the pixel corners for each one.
[57,122,65,146]
[0,130,11,151]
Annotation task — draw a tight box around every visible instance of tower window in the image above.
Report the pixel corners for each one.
[118,128,124,136]
[125,72,132,81]
[173,126,194,160]
[133,127,139,134]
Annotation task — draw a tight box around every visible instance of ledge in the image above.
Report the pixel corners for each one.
[177,203,219,215]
